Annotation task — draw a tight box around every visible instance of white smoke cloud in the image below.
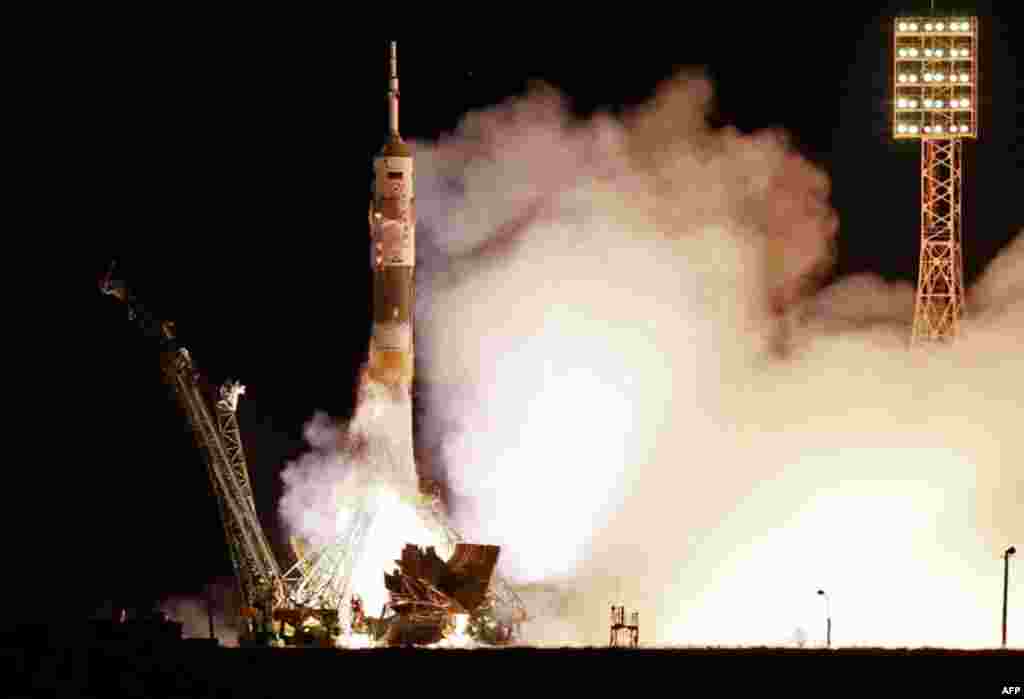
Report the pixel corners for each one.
[410,75,1023,648]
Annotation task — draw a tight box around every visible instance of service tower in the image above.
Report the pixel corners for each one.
[368,41,416,387]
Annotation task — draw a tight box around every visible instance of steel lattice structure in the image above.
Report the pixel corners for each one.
[912,139,965,342]
[891,15,978,345]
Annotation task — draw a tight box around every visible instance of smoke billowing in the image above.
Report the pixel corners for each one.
[406,74,1022,647]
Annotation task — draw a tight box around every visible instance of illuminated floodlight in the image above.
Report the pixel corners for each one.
[909,74,918,83]
[898,98,908,108]
[936,22,945,31]
[924,49,933,57]
[960,73,969,82]
[960,98,970,108]
[899,22,908,31]
[935,125,944,134]
[899,74,907,82]
[935,49,943,58]
[960,49,970,58]
[898,48,907,57]
[898,124,908,134]
[909,99,918,108]
[960,125,969,133]
[936,73,945,81]
[950,74,959,82]
[924,126,932,133]
[909,125,919,134]
[924,73,933,82]
[925,23,934,31]
[910,48,918,57]
[909,22,918,31]
[935,100,944,108]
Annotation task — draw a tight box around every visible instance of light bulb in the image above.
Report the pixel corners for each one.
[909,74,918,83]
[909,100,918,108]
[935,49,943,58]
[909,48,918,57]
[936,73,945,81]
[960,73,969,82]
[899,22,908,31]
[950,74,959,82]
[898,124,908,133]
[898,98,908,108]
[925,23,934,31]
[909,125,919,134]
[924,48,933,57]
[936,100,944,108]
[924,126,932,133]
[936,22,945,31]
[960,98,969,107]
[910,23,918,31]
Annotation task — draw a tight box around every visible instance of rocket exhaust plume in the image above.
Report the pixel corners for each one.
[405,74,1021,647]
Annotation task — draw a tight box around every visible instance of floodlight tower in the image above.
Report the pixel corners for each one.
[892,16,978,344]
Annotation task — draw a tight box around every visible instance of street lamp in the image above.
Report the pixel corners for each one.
[1003,546,1016,649]
[817,590,831,649]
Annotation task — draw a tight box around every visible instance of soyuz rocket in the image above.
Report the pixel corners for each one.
[368,41,415,389]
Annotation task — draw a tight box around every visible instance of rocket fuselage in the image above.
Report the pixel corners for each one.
[369,43,415,387]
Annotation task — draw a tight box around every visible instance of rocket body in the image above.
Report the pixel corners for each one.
[368,42,415,388]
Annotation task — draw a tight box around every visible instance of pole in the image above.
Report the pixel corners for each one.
[1004,546,1016,649]
[207,585,216,640]
[826,616,832,649]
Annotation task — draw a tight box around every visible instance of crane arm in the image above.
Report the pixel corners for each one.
[101,265,284,609]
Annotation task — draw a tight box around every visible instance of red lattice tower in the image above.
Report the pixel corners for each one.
[891,16,978,344]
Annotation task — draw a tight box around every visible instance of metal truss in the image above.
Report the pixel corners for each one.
[912,138,965,344]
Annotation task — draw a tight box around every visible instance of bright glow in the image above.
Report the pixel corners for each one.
[909,99,918,108]
[935,100,944,108]
[909,48,918,57]
[924,99,933,108]
[935,125,943,133]
[923,73,932,82]
[909,74,918,83]
[898,48,907,58]
[960,73,969,82]
[925,23,933,31]
[898,74,907,83]
[898,22,908,31]
[924,49,933,57]
[960,125,969,133]
[909,22,918,31]
[935,49,943,58]
[960,98,970,107]
[909,125,919,134]
[924,126,932,133]
[960,49,970,58]
[936,22,944,31]
[897,124,908,134]
[936,73,944,82]
[950,75,959,82]
[897,98,908,108]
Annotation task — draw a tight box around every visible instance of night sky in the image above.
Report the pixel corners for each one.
[58,4,1019,622]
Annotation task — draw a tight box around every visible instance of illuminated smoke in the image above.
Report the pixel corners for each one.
[411,74,1022,648]
[160,580,240,647]
[278,380,446,619]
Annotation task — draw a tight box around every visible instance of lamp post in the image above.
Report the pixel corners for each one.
[1003,546,1016,649]
[817,590,831,649]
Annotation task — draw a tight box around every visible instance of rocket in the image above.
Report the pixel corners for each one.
[368,41,415,388]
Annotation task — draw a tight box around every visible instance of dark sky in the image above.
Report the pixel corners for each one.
[58,3,1019,620]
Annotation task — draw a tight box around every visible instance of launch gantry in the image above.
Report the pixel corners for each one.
[100,268,286,620]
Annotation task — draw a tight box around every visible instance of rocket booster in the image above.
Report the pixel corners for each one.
[368,41,415,387]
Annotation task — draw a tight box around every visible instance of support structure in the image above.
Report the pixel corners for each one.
[891,15,978,345]
[912,138,965,343]
[609,605,639,648]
